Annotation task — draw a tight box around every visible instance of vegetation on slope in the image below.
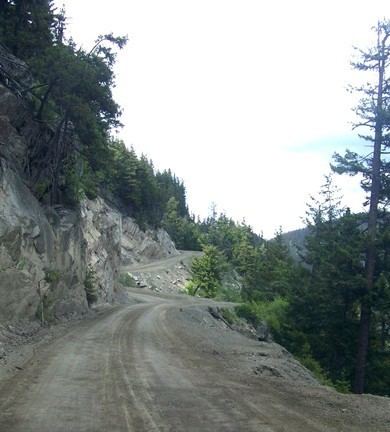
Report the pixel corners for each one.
[1,3,389,396]
[183,176,389,396]
[0,1,188,227]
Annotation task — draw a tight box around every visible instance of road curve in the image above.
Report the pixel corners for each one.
[0,293,388,431]
[121,250,201,273]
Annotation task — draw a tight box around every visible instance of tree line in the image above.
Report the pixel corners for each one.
[178,174,389,396]
[170,21,390,396]
[0,1,188,226]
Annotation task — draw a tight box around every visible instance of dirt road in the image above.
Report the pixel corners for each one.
[121,250,201,273]
[0,289,389,431]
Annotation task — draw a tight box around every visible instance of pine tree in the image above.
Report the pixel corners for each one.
[0,0,55,58]
[190,245,225,298]
[332,20,390,393]
[290,177,364,386]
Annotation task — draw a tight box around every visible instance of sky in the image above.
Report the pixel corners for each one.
[59,0,390,238]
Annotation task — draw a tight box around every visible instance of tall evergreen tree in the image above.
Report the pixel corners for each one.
[286,177,365,387]
[0,0,55,58]
[333,20,390,393]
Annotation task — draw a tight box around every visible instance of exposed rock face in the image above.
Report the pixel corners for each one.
[121,217,177,265]
[80,198,122,305]
[0,43,32,92]
[0,64,178,324]
[0,162,178,323]
[0,160,87,322]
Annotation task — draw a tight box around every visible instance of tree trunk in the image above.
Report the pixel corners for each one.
[36,81,55,121]
[380,318,386,351]
[353,29,386,394]
[354,302,371,393]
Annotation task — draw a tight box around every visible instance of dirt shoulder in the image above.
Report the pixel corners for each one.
[168,300,390,431]
[0,289,388,431]
[0,307,116,383]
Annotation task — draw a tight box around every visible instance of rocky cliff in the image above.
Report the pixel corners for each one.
[0,51,177,324]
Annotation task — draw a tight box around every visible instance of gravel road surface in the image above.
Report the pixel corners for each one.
[121,250,201,273]
[0,289,389,431]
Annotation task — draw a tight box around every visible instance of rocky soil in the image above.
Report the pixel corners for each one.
[0,317,78,383]
[121,250,201,294]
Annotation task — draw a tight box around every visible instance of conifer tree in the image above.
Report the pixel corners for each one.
[333,20,390,393]
[0,0,55,58]
[289,177,364,386]
[189,245,225,298]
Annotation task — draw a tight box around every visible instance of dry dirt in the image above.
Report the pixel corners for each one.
[121,250,202,294]
[0,255,389,431]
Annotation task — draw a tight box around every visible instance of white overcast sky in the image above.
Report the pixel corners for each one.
[59,0,390,237]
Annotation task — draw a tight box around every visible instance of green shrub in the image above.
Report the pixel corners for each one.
[235,302,259,326]
[216,281,242,302]
[235,297,289,332]
[84,268,98,305]
[298,353,332,386]
[184,280,198,296]
[220,308,239,325]
[258,297,289,332]
[34,179,50,200]
[44,269,61,284]
[333,379,352,394]
[187,245,224,298]
[16,258,27,270]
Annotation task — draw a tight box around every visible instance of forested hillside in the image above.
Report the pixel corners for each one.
[161,20,390,395]
[0,2,389,397]
[172,174,389,396]
[0,0,188,227]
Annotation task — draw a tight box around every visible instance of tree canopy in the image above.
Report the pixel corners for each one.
[0,1,188,227]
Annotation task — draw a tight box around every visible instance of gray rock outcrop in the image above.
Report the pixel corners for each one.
[0,159,88,321]
[0,159,178,323]
[0,62,178,324]
[121,217,177,265]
